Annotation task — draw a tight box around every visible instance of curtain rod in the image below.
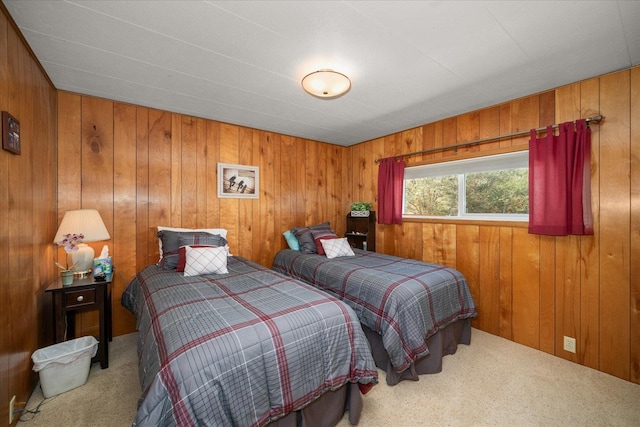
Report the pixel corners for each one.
[374,115,604,163]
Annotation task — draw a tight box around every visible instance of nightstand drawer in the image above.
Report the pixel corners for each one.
[46,275,112,369]
[65,289,96,308]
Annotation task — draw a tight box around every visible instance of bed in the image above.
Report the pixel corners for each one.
[122,252,378,426]
[272,247,477,386]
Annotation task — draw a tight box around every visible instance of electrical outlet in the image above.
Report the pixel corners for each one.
[9,395,16,424]
[563,336,576,353]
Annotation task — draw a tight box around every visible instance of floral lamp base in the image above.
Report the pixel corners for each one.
[70,243,94,277]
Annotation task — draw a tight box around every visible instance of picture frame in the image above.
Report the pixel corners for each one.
[217,163,259,199]
[2,111,20,155]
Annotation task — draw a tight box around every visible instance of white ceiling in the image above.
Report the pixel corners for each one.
[4,1,639,146]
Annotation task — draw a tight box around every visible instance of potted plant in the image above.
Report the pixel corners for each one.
[350,202,371,217]
[56,261,76,286]
[55,233,83,286]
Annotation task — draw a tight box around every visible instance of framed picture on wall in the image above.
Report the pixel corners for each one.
[217,163,259,199]
[2,111,20,155]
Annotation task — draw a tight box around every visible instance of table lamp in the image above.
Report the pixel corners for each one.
[54,209,110,277]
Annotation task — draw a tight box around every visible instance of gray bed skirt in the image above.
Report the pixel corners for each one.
[362,318,472,386]
[269,382,363,426]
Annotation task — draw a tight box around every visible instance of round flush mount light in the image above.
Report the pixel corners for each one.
[301,69,351,99]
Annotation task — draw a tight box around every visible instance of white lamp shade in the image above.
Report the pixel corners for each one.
[54,209,110,243]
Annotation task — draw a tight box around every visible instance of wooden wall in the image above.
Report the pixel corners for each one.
[56,67,640,387]
[3,8,638,427]
[346,66,640,385]
[56,92,349,338]
[0,5,57,426]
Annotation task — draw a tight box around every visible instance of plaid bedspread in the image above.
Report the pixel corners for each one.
[122,257,378,427]
[272,249,477,373]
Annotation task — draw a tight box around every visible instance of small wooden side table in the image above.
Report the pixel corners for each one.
[45,274,112,369]
[346,211,376,251]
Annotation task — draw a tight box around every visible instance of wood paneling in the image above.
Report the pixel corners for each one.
[598,71,630,379]
[538,236,555,355]
[1,5,57,425]
[135,108,150,269]
[347,67,640,384]
[457,225,480,328]
[56,93,347,339]
[478,226,500,335]
[5,12,639,427]
[579,77,601,370]
[511,229,540,349]
[630,66,640,383]
[498,227,513,339]
[113,103,137,338]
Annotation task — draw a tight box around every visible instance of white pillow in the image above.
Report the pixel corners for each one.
[183,246,229,276]
[320,237,355,259]
[157,226,228,260]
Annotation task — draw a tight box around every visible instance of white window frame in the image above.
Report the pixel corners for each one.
[403,151,529,221]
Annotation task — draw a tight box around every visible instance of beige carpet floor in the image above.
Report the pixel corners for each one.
[20,328,640,426]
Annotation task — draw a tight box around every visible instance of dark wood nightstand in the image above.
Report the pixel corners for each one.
[346,211,376,251]
[45,274,112,369]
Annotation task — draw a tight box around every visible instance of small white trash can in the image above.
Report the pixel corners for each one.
[31,336,99,398]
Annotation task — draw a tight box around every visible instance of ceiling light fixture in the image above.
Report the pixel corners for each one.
[301,69,351,99]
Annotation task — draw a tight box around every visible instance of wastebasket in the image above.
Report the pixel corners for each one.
[31,336,99,398]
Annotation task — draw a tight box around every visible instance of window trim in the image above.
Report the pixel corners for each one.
[402,149,529,222]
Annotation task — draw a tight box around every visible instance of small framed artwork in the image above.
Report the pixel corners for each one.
[217,163,259,199]
[2,111,20,155]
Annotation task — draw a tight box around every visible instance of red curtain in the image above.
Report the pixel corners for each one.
[377,157,405,225]
[528,119,593,235]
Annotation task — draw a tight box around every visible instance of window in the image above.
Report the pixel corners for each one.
[403,151,529,221]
